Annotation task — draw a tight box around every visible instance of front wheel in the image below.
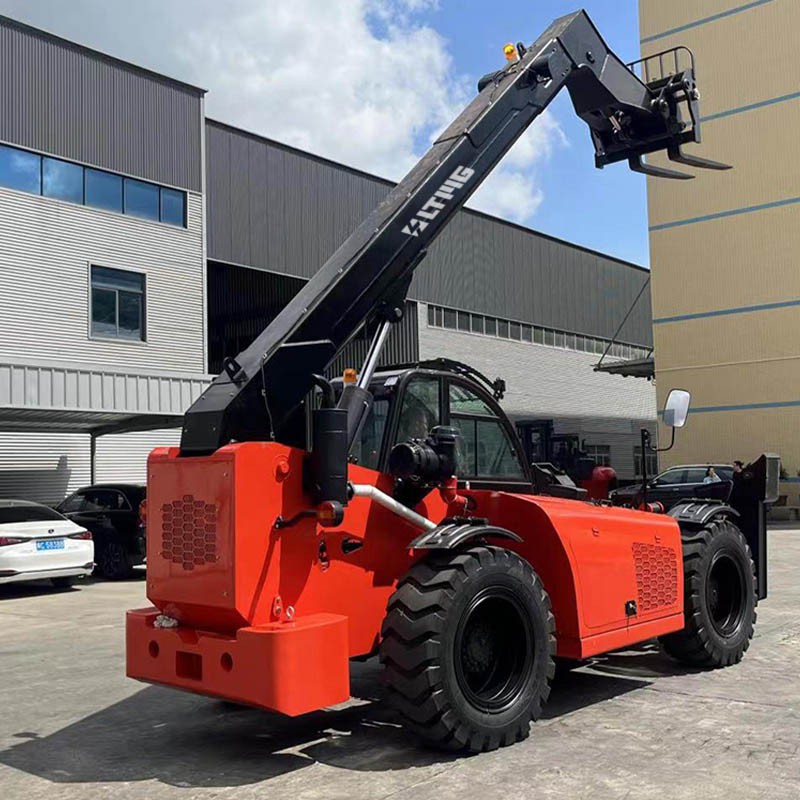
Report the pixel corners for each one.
[380,545,555,753]
[659,517,756,668]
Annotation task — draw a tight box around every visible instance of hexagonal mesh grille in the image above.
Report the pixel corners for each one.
[161,495,218,571]
[632,542,678,613]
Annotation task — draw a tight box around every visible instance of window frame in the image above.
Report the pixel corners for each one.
[653,468,688,486]
[583,444,612,468]
[88,263,148,344]
[444,376,530,486]
[0,142,186,226]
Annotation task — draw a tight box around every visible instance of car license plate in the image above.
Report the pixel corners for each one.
[36,539,65,551]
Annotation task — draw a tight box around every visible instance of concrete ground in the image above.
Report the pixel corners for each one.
[1,531,798,800]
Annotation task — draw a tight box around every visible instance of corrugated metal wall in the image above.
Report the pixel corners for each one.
[0,432,90,504]
[208,261,418,374]
[95,428,180,483]
[418,306,657,481]
[0,16,203,191]
[0,188,205,374]
[0,428,181,504]
[205,120,653,347]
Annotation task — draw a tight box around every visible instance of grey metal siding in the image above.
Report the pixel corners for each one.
[205,120,653,347]
[0,432,90,503]
[328,302,419,377]
[0,357,210,418]
[96,428,180,483]
[0,16,203,191]
[417,304,656,481]
[0,187,206,374]
[0,428,180,504]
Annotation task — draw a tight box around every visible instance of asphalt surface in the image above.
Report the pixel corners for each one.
[1,529,798,800]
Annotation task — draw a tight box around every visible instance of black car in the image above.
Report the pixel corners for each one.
[610,464,734,511]
[57,484,145,578]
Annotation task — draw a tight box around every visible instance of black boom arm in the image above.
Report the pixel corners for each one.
[181,9,725,455]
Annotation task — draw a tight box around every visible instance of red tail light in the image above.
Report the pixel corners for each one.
[0,537,25,546]
[69,530,92,540]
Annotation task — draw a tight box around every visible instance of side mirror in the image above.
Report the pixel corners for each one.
[663,388,691,428]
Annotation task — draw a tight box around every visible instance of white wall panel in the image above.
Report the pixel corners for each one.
[0,188,204,374]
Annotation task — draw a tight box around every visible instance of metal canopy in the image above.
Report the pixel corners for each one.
[0,357,210,438]
[0,408,184,437]
[593,356,655,380]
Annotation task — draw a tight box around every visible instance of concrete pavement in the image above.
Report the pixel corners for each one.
[1,530,798,800]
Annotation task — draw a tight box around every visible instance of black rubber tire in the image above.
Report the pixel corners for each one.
[50,576,75,589]
[659,517,756,668]
[380,545,555,753]
[96,538,132,579]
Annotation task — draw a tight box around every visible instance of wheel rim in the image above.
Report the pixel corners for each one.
[454,587,533,713]
[706,551,746,637]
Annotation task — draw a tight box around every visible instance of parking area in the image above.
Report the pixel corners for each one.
[0,530,798,800]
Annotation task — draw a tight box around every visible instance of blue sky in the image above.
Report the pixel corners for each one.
[399,0,648,266]
[0,0,648,265]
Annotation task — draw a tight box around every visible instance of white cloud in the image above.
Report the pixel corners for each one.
[177,0,470,180]
[173,0,566,223]
[467,112,567,221]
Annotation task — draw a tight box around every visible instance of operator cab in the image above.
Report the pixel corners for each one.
[337,361,532,493]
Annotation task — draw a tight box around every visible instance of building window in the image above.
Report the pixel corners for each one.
[43,157,83,204]
[585,444,611,467]
[0,144,41,193]
[633,446,659,478]
[85,168,123,212]
[90,266,146,341]
[423,302,649,360]
[160,187,186,226]
[124,178,159,221]
[0,142,186,226]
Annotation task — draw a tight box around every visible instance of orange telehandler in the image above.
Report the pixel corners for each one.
[127,10,778,752]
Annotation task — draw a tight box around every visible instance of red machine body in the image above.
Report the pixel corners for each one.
[127,442,684,715]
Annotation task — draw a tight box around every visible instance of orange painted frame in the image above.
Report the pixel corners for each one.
[126,441,685,712]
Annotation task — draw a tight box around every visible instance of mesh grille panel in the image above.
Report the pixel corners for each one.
[161,495,218,571]
[632,541,678,612]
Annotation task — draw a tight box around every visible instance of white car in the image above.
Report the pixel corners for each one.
[0,499,94,587]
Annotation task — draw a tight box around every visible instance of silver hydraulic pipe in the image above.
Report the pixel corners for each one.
[356,319,393,389]
[350,483,437,531]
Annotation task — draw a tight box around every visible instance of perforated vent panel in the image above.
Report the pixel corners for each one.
[632,541,678,612]
[161,495,218,571]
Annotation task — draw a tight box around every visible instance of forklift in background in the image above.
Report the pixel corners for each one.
[127,10,779,754]
[516,418,617,499]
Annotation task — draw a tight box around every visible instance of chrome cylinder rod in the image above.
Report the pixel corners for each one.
[356,319,393,390]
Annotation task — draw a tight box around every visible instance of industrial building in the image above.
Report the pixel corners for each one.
[639,0,799,505]
[0,13,656,503]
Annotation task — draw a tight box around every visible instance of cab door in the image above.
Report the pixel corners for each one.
[445,379,531,492]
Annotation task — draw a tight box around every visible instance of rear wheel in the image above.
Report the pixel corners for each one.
[380,545,555,753]
[95,538,132,579]
[659,517,756,667]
